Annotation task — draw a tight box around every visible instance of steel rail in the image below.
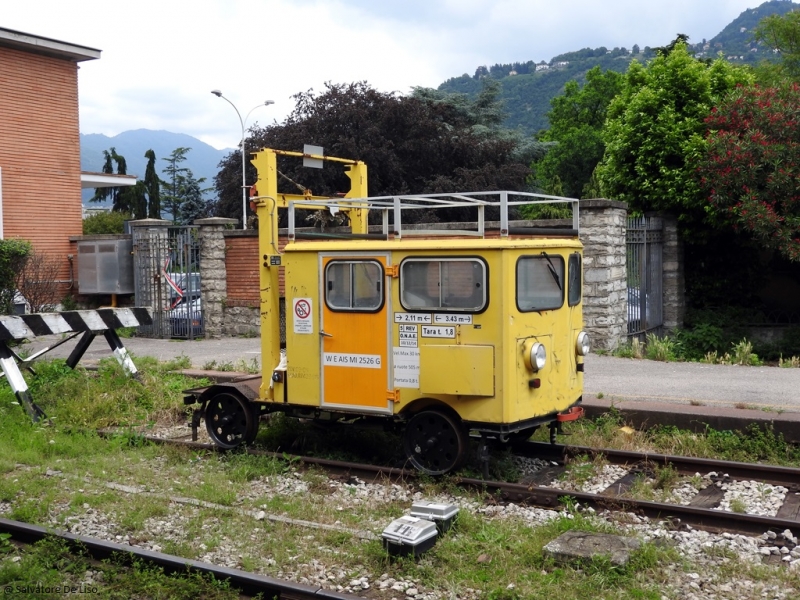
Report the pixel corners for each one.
[0,518,359,600]
[100,433,799,536]
[515,441,800,488]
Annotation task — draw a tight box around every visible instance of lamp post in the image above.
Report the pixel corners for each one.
[211,90,274,229]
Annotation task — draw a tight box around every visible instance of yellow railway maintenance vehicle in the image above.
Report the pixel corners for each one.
[186,148,589,474]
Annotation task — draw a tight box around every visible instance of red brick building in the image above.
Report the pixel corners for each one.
[0,27,101,294]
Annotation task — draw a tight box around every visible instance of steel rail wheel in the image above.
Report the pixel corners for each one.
[403,410,468,475]
[204,392,259,449]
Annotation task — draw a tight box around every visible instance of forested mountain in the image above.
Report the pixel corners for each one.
[438,0,798,134]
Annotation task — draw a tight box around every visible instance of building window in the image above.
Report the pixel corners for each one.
[400,258,487,312]
[325,260,383,312]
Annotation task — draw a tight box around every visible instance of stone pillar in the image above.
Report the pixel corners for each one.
[579,199,628,352]
[660,213,685,333]
[129,218,172,338]
[195,217,237,339]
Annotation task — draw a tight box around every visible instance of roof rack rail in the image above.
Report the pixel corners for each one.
[286,191,579,241]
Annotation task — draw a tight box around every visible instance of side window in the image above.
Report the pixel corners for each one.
[400,258,487,312]
[568,253,581,306]
[325,260,383,312]
[516,254,565,312]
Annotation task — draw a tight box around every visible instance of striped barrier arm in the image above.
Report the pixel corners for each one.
[0,308,152,423]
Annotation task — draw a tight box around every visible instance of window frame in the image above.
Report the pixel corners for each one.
[568,252,582,307]
[515,254,566,312]
[324,259,385,313]
[399,256,489,313]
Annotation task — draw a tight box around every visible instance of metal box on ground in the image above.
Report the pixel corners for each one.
[381,516,438,558]
[410,501,459,534]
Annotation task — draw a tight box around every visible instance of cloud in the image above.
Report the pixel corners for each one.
[3,0,766,149]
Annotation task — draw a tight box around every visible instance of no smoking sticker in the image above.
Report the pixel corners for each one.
[293,298,313,334]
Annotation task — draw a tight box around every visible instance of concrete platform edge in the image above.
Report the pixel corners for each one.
[582,397,800,444]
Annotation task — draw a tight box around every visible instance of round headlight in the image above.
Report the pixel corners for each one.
[530,342,546,371]
[576,331,590,356]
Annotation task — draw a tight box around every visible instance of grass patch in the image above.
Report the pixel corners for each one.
[0,358,796,598]
[0,536,242,598]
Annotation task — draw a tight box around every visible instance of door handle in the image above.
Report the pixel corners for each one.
[320,331,333,338]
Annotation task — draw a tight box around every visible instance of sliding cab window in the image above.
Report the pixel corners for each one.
[400,258,487,312]
[568,253,582,307]
[325,260,384,312]
[516,254,565,312]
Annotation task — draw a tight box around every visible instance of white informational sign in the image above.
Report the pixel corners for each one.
[323,352,382,369]
[393,347,420,388]
[394,312,432,324]
[434,313,473,325]
[421,325,456,339]
[293,298,313,334]
[399,324,418,348]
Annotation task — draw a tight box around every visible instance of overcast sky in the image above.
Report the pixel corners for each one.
[4,0,772,150]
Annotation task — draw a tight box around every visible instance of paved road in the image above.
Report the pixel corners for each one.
[22,334,800,414]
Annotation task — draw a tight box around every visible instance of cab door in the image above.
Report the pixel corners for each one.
[320,253,391,413]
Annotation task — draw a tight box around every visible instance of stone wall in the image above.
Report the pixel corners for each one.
[195,217,237,338]
[579,199,629,352]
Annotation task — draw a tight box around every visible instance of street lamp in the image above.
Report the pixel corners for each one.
[211,90,274,229]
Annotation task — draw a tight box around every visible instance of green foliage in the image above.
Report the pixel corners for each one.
[0,238,32,314]
[215,81,542,224]
[598,41,754,221]
[753,8,800,80]
[162,147,211,225]
[144,148,162,219]
[644,334,678,362]
[531,67,624,198]
[82,211,132,235]
[700,83,800,261]
[705,423,798,463]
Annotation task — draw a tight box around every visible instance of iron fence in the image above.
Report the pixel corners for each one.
[133,226,203,339]
[626,216,663,339]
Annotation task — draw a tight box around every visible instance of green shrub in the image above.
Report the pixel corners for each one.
[0,238,32,314]
[645,333,678,361]
[82,211,132,235]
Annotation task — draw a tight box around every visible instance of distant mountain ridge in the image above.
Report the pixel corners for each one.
[438,0,798,134]
[80,129,231,204]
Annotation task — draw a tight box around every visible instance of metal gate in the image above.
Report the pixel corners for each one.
[626,216,663,338]
[133,226,203,339]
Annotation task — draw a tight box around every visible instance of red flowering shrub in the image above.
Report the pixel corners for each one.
[700,84,800,260]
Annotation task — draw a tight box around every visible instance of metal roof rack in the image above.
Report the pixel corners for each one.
[286,191,579,241]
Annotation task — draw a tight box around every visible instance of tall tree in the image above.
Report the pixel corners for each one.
[90,148,137,214]
[213,81,544,223]
[177,170,210,225]
[161,147,191,224]
[597,40,753,221]
[753,10,800,81]
[529,66,623,198]
[144,149,161,219]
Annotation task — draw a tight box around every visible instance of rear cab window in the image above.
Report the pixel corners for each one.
[325,260,384,312]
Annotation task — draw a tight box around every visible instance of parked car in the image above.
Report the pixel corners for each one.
[169,296,203,338]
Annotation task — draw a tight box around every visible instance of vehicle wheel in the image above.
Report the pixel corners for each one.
[403,410,468,475]
[204,392,259,449]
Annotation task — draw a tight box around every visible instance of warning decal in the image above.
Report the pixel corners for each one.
[293,298,313,334]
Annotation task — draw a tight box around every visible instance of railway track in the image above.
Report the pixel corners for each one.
[114,432,800,542]
[0,517,363,600]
